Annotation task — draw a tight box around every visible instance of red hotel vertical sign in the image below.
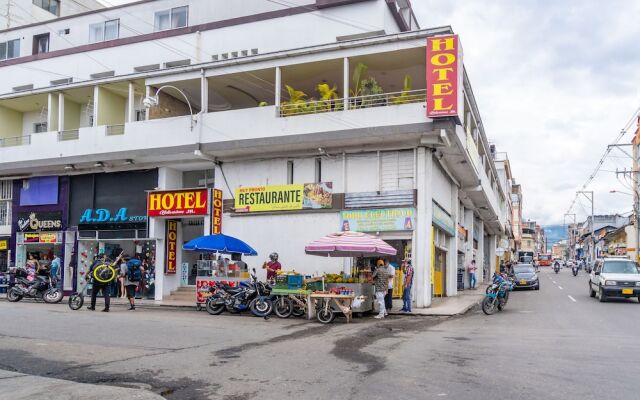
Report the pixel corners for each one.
[211,189,223,234]
[426,35,460,118]
[166,220,178,274]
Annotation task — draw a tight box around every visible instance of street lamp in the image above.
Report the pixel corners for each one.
[143,85,197,131]
[609,190,633,196]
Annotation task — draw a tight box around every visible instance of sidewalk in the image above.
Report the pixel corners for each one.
[389,283,487,316]
[0,369,164,400]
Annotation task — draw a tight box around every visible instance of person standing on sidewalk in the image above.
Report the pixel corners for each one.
[121,255,143,310]
[400,259,414,313]
[373,260,391,319]
[385,260,395,311]
[49,254,61,289]
[467,259,477,289]
[87,254,111,312]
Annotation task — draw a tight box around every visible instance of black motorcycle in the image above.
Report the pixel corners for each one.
[6,267,63,304]
[205,269,272,317]
[572,265,578,276]
[554,263,560,274]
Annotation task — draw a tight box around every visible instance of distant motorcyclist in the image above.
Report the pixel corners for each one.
[553,260,560,273]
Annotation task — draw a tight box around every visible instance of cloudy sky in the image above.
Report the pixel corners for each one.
[99,0,640,226]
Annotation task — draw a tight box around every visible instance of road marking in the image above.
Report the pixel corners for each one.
[558,286,563,290]
[568,295,577,302]
[552,281,557,284]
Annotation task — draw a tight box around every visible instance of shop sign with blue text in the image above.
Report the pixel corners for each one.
[79,208,147,224]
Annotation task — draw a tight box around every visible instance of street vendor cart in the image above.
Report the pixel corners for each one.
[182,234,257,309]
[304,231,397,322]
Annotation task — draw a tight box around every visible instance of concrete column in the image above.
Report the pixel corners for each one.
[478,223,485,282]
[275,66,281,110]
[127,82,135,123]
[463,208,474,289]
[489,234,497,278]
[92,86,99,127]
[447,189,459,296]
[57,92,64,132]
[200,70,208,114]
[145,86,151,121]
[415,147,434,308]
[343,57,349,110]
[152,167,183,301]
[47,93,58,132]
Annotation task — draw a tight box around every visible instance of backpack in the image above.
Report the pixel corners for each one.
[127,259,142,282]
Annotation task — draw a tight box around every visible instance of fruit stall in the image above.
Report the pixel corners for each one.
[323,273,374,313]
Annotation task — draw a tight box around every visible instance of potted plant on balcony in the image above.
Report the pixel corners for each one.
[390,74,415,105]
[349,62,385,109]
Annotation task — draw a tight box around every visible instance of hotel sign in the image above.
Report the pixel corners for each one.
[211,189,223,234]
[147,189,209,217]
[165,220,178,274]
[426,35,461,118]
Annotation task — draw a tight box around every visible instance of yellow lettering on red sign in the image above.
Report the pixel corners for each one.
[426,35,460,118]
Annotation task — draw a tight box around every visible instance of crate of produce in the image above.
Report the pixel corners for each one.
[287,275,304,289]
[305,280,324,292]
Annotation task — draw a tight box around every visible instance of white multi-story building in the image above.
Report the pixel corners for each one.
[0,0,104,30]
[0,0,505,308]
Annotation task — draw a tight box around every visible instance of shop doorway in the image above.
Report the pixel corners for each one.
[433,248,446,297]
[181,218,205,286]
[354,239,410,299]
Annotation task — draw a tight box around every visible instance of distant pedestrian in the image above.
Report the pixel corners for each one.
[121,255,143,310]
[468,260,477,289]
[385,260,395,311]
[50,254,61,288]
[373,260,391,319]
[400,260,414,313]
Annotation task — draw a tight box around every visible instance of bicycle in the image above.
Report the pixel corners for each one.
[68,252,123,311]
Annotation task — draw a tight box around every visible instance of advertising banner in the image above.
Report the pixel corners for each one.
[196,279,239,304]
[235,182,332,213]
[165,220,178,274]
[0,240,7,250]
[426,34,460,118]
[17,211,63,232]
[24,233,40,243]
[432,201,455,236]
[340,208,415,232]
[38,233,57,243]
[147,189,209,217]
[211,189,223,234]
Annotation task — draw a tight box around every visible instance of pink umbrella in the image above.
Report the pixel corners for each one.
[305,231,397,257]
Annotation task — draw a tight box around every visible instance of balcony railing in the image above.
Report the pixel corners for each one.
[106,124,125,136]
[0,135,31,147]
[278,89,427,117]
[58,129,79,141]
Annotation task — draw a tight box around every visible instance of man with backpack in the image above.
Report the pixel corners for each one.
[121,254,144,310]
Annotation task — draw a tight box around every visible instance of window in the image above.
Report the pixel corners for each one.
[135,109,146,121]
[287,160,294,184]
[34,122,48,133]
[314,158,322,183]
[89,20,120,43]
[154,6,188,31]
[33,0,60,16]
[33,33,49,55]
[0,39,20,60]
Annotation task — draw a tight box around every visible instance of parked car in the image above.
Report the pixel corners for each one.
[589,258,640,303]
[512,263,539,290]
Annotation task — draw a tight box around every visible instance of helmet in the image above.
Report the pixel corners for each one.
[269,252,279,261]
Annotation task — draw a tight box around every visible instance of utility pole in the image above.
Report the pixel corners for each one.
[577,191,595,262]
[564,213,576,259]
[609,142,640,262]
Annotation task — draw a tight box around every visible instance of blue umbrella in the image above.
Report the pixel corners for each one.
[182,234,258,256]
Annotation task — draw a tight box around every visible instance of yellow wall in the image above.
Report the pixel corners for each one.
[97,87,126,126]
[64,99,81,130]
[48,95,58,131]
[0,106,23,139]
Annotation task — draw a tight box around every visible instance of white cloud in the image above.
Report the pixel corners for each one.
[413,0,640,225]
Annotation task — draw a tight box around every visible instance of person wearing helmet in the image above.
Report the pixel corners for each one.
[263,252,282,280]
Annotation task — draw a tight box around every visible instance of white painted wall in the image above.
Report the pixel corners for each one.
[432,158,453,213]
[222,212,343,281]
[22,110,46,135]
[0,0,104,30]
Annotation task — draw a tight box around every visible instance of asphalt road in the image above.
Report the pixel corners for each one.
[0,268,638,400]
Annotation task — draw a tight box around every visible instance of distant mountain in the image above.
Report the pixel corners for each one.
[544,224,568,251]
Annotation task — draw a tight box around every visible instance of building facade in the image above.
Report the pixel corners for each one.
[0,0,507,307]
[0,0,104,30]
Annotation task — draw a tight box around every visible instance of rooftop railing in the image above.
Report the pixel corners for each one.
[0,135,31,147]
[278,89,426,117]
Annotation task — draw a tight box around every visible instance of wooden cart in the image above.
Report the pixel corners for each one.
[309,293,355,324]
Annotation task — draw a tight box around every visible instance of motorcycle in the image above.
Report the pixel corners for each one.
[554,263,560,274]
[205,268,273,317]
[6,267,63,304]
[572,265,578,276]
[482,274,513,315]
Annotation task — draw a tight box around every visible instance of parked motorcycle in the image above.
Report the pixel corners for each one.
[205,269,273,317]
[6,267,63,304]
[482,274,513,315]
